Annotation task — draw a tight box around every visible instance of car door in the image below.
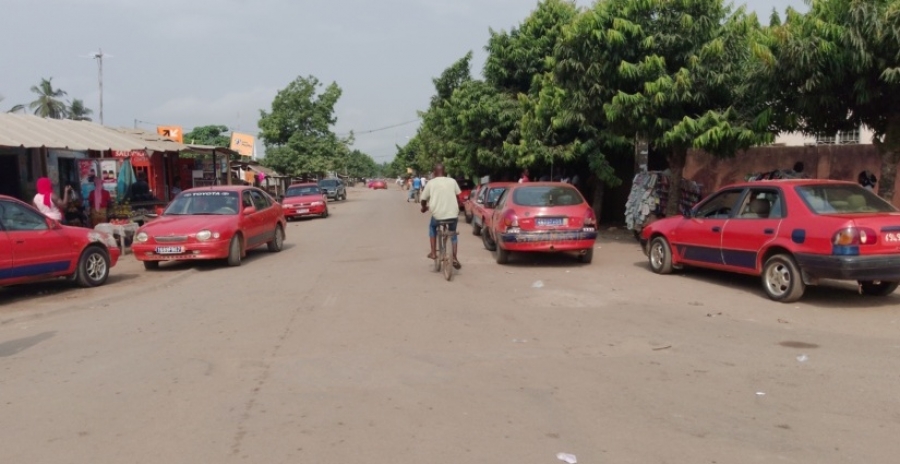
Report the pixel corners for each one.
[671,189,744,267]
[720,188,784,272]
[249,189,273,247]
[0,199,73,279]
[473,185,489,227]
[0,227,12,281]
[239,190,258,247]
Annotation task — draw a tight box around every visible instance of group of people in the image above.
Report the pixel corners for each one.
[405,174,429,202]
[517,168,580,185]
[30,170,160,227]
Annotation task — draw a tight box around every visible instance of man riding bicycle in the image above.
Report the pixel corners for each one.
[420,163,462,269]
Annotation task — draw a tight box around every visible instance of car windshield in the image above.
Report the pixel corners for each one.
[795,184,896,214]
[512,186,583,207]
[286,186,321,196]
[164,191,240,215]
[318,180,339,187]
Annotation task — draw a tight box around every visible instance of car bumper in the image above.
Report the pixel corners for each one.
[795,253,900,281]
[499,230,597,252]
[133,241,230,261]
[284,205,326,218]
[109,247,121,266]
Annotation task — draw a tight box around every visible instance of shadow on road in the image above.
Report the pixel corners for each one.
[0,331,56,357]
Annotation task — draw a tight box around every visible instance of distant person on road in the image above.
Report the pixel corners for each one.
[408,176,422,202]
[420,163,462,269]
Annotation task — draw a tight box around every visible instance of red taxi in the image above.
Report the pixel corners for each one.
[370,179,387,190]
[0,195,120,288]
[483,183,597,264]
[463,185,484,224]
[133,186,286,269]
[456,178,474,210]
[282,183,328,219]
[641,179,900,302]
[471,182,513,239]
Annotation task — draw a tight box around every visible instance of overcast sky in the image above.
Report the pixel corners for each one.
[2,0,806,163]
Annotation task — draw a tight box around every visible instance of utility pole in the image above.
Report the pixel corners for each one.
[93,49,105,125]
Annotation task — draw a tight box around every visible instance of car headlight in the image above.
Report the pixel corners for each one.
[312,201,324,206]
[196,230,221,241]
[135,232,149,243]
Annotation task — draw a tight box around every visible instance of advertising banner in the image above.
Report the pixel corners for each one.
[157,125,184,143]
[229,132,255,157]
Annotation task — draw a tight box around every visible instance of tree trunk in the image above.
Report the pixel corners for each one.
[876,116,900,204]
[588,173,605,223]
[664,148,687,217]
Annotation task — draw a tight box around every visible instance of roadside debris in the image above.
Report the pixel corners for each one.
[532,280,544,288]
[652,345,672,351]
[556,452,577,464]
[796,354,809,363]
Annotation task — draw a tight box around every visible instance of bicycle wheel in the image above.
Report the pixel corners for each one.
[442,232,453,281]
[433,226,443,272]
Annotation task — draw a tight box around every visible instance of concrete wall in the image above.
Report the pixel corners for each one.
[683,144,899,206]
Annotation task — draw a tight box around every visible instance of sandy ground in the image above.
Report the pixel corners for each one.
[1,184,899,464]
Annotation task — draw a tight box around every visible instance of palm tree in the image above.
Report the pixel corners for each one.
[0,94,23,114]
[27,77,68,119]
[68,99,93,121]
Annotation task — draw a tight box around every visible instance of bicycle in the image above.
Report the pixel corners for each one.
[433,219,458,281]
[414,188,421,204]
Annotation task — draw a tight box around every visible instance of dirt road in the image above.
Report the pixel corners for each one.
[2,185,899,463]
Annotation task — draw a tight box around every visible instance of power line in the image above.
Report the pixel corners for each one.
[339,118,420,137]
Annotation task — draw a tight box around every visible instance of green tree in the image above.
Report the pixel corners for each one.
[770,0,900,200]
[343,149,379,178]
[27,77,68,119]
[258,75,348,177]
[184,125,231,147]
[67,99,93,121]
[556,0,775,215]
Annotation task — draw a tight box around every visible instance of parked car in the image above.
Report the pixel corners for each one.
[463,185,485,224]
[370,179,387,190]
[281,183,328,220]
[456,178,474,210]
[318,178,346,201]
[483,182,597,264]
[0,195,120,288]
[640,179,900,302]
[471,182,514,238]
[133,186,286,269]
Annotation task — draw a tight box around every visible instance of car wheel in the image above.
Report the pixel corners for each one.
[762,254,805,302]
[322,208,329,218]
[464,212,473,224]
[648,237,674,274]
[578,248,593,264]
[482,228,496,251]
[143,261,160,271]
[858,280,900,296]
[494,244,510,265]
[75,246,110,287]
[227,235,242,267]
[472,221,482,236]
[267,225,284,252]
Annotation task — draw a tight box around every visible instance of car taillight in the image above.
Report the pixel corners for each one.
[833,227,878,246]
[584,209,596,228]
[502,211,519,229]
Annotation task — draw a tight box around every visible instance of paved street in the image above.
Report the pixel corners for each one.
[2,185,900,464]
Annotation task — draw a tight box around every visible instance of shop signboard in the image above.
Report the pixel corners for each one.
[229,132,255,157]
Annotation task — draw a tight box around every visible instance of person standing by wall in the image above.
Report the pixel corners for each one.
[33,177,70,222]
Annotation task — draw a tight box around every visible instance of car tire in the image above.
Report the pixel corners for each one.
[762,254,805,302]
[464,212,473,224]
[267,225,284,252]
[143,261,160,271]
[494,244,510,265]
[322,208,329,218]
[648,237,674,274]
[858,280,900,296]
[75,246,110,287]
[578,248,594,264]
[482,228,496,251]
[472,221,482,236]
[227,235,242,267]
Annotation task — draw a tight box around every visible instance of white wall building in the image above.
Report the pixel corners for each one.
[773,125,876,146]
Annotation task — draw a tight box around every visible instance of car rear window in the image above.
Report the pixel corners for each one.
[286,186,320,196]
[796,185,896,214]
[512,186,583,207]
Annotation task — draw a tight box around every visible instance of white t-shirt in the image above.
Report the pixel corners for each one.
[420,176,461,220]
[34,194,62,221]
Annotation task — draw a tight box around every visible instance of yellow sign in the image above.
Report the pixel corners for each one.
[156,126,183,143]
[230,132,255,157]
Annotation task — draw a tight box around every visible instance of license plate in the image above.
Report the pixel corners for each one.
[155,246,185,254]
[885,232,900,243]
[297,209,309,214]
[537,217,566,226]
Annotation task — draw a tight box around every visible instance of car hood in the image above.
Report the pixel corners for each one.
[283,194,324,204]
[139,215,237,235]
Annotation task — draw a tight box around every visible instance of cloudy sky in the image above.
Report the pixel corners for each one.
[2,0,806,163]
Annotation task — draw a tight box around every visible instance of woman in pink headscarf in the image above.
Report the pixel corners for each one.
[33,177,70,222]
[87,174,111,226]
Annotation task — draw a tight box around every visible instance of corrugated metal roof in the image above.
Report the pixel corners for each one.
[0,114,188,152]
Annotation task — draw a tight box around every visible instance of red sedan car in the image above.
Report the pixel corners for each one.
[282,183,328,219]
[462,184,484,224]
[370,179,387,190]
[471,182,513,239]
[133,186,286,269]
[641,179,900,302]
[0,195,120,288]
[483,182,597,264]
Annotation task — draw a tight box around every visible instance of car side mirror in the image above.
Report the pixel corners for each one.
[243,206,256,215]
